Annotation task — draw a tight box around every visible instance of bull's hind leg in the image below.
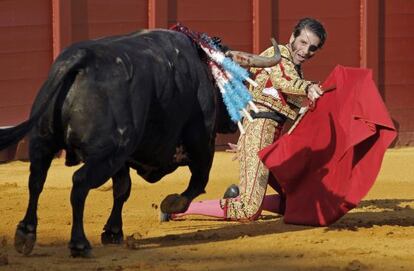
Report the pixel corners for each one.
[15,138,58,255]
[101,165,131,245]
[69,155,127,257]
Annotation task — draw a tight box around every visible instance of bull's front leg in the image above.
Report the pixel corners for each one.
[69,167,93,258]
[69,149,130,257]
[160,125,215,214]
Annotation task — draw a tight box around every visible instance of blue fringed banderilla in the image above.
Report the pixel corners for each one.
[171,23,281,133]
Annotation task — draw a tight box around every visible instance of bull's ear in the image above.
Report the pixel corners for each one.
[211,36,221,44]
[211,36,230,53]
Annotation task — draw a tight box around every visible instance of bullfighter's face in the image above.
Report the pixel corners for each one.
[288,28,321,65]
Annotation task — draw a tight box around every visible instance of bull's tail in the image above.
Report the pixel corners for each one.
[0,48,88,151]
[0,120,32,150]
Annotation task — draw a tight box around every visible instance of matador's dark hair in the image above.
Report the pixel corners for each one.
[293,17,327,49]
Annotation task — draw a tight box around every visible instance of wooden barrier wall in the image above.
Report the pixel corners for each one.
[0,0,413,161]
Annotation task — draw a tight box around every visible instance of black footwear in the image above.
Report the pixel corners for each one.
[223,184,240,199]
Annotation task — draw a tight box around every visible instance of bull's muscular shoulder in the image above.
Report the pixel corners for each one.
[57,29,197,86]
[61,29,192,57]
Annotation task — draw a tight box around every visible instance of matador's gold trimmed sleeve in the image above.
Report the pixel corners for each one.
[268,63,311,95]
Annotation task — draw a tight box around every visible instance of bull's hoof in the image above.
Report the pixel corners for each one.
[69,240,93,258]
[14,222,36,256]
[160,194,189,213]
[159,211,171,222]
[101,229,124,245]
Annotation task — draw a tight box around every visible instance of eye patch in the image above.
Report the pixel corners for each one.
[309,45,318,52]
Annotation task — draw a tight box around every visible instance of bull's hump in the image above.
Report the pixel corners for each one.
[132,28,175,38]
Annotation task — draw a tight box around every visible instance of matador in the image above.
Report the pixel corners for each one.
[167,18,327,221]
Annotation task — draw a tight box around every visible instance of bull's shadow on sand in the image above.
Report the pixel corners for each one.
[127,198,414,249]
[126,218,309,250]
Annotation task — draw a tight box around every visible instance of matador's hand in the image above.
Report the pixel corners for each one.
[307,84,323,102]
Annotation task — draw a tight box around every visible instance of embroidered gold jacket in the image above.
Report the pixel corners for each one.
[249,45,312,120]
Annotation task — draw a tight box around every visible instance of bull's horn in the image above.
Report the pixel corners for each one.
[225,38,281,68]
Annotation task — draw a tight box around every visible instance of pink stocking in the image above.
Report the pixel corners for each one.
[261,194,283,214]
[172,199,226,219]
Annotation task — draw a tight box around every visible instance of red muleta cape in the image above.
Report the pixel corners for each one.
[258,65,397,226]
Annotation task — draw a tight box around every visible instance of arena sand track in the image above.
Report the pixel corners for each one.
[0,148,413,271]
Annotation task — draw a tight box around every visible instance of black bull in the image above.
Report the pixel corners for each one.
[0,29,235,257]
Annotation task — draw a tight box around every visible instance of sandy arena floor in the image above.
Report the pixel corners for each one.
[0,148,413,271]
